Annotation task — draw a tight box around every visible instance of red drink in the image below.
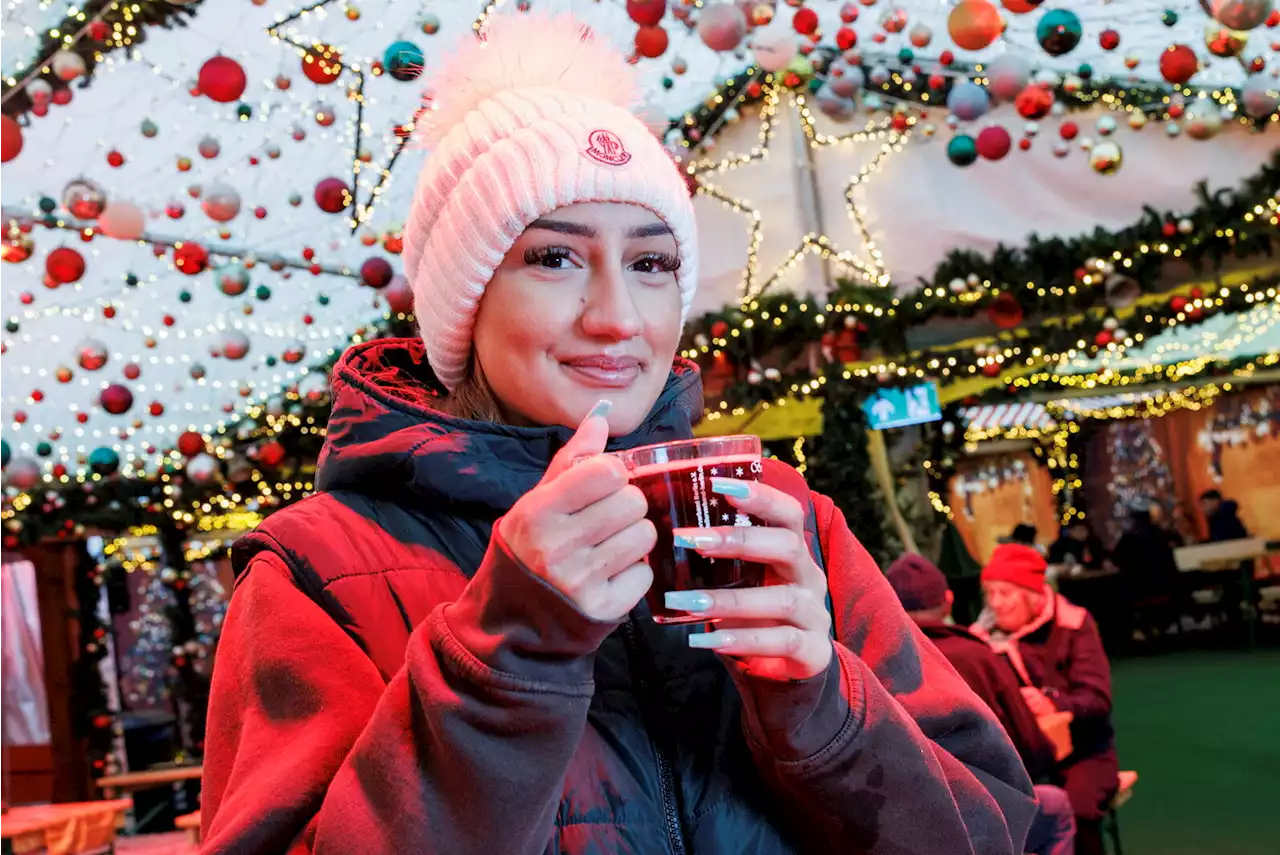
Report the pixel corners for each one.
[615,437,765,624]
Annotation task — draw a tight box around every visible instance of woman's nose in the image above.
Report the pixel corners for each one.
[580,267,643,340]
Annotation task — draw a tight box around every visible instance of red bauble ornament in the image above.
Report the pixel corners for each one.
[172,241,209,274]
[198,55,247,103]
[177,430,206,457]
[46,246,86,284]
[302,45,343,84]
[1059,121,1079,140]
[976,125,1012,160]
[123,363,141,380]
[360,256,394,288]
[148,401,165,417]
[626,0,666,27]
[1094,330,1114,347]
[981,361,1002,377]
[1001,0,1041,13]
[1159,44,1198,85]
[106,150,125,167]
[99,384,133,415]
[634,25,669,58]
[939,49,955,66]
[987,293,1023,328]
[948,0,1003,51]
[1,114,22,163]
[836,27,857,50]
[1018,137,1032,151]
[1162,221,1177,237]
[314,177,352,214]
[257,441,286,467]
[792,7,819,35]
[1099,29,1120,51]
[1170,295,1189,313]
[1014,84,1054,119]
[384,276,414,315]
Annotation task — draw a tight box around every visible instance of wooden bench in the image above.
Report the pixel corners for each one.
[175,811,201,846]
[1103,770,1139,855]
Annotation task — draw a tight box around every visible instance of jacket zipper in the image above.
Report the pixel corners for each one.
[621,618,688,855]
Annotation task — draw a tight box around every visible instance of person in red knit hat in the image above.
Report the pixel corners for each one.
[971,542,1119,855]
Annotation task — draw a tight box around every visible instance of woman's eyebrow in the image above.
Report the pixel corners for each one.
[628,222,673,239]
[527,218,596,237]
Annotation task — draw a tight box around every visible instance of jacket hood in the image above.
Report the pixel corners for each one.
[314,338,703,513]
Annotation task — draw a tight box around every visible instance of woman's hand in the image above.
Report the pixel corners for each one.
[498,401,656,622]
[665,477,832,681]
[1019,686,1058,717]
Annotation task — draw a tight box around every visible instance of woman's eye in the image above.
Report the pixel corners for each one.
[523,247,575,269]
[632,253,681,275]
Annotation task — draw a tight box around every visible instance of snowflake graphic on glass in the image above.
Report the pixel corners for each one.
[613,435,766,624]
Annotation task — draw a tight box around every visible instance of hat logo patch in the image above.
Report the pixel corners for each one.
[585,129,631,166]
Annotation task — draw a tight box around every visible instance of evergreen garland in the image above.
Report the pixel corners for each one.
[806,365,896,567]
[1,0,204,119]
[72,543,118,777]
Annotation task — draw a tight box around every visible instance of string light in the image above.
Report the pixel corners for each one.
[687,82,906,303]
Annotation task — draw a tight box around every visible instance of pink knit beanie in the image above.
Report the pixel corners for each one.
[403,12,699,390]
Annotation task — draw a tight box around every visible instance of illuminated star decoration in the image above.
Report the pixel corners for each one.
[687,81,907,304]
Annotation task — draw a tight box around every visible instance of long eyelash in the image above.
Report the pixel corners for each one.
[637,252,681,272]
[523,246,571,265]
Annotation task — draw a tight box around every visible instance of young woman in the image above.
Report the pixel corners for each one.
[973,543,1119,855]
[201,14,1033,854]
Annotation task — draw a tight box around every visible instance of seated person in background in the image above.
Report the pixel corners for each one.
[971,544,1118,855]
[1048,520,1106,570]
[1198,489,1249,542]
[887,554,1076,855]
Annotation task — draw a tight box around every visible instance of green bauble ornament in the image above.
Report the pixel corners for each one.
[1077,63,1093,80]
[662,76,674,90]
[237,103,253,120]
[1162,9,1179,26]
[317,293,330,306]
[88,446,120,476]
[141,118,158,138]
[125,273,139,286]
[179,290,192,303]
[255,284,271,300]
[1,439,10,468]
[6,318,19,333]
[946,134,979,166]
[39,196,56,213]
[265,355,278,367]
[36,441,52,457]
[898,47,914,64]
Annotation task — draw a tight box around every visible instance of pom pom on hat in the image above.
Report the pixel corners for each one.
[981,543,1048,593]
[416,13,642,149]
[402,10,699,391]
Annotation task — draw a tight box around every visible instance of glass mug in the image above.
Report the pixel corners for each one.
[611,435,766,624]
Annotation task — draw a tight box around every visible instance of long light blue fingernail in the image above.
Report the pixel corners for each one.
[710,477,752,499]
[665,591,712,612]
[673,531,721,550]
[689,631,735,649]
[586,399,613,421]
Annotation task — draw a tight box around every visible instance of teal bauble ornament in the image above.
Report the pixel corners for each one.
[946,134,979,166]
[1037,9,1083,56]
[383,41,424,82]
[88,446,120,476]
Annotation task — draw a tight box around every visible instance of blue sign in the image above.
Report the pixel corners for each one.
[862,382,943,430]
